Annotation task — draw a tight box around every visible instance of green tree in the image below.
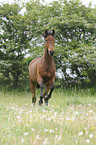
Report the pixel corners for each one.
[0,3,31,87]
[0,0,96,89]
[25,0,96,87]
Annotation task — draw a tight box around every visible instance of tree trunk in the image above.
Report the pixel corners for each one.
[12,73,18,88]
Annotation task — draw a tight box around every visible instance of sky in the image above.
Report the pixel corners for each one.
[0,0,96,7]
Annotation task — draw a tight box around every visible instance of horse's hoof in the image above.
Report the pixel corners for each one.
[39,99,43,105]
[45,100,48,106]
[45,102,48,106]
[32,103,35,107]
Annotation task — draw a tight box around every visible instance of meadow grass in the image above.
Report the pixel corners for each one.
[0,88,96,145]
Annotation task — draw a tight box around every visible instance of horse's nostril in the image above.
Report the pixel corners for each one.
[50,51,55,56]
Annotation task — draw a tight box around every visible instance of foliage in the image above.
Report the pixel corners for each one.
[0,0,96,89]
[25,0,96,87]
[0,3,31,87]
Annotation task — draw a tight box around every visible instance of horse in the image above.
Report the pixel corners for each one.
[29,29,55,105]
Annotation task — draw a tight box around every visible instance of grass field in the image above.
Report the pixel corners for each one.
[0,88,96,145]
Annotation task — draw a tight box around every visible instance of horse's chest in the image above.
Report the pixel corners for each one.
[43,71,52,78]
[39,61,55,82]
[41,69,54,80]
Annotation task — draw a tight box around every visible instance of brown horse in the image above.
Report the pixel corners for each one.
[29,30,55,105]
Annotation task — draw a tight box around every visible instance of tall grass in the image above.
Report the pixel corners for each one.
[0,88,96,145]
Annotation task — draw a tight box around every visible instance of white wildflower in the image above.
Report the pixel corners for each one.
[55,128,58,130]
[89,110,93,113]
[24,132,29,135]
[43,109,46,113]
[89,133,94,138]
[25,111,29,115]
[58,136,61,141]
[90,117,93,120]
[19,111,22,114]
[54,112,57,116]
[52,115,55,119]
[80,116,83,119]
[12,106,15,110]
[20,108,24,111]
[42,115,46,118]
[49,130,54,133]
[78,132,83,136]
[16,115,20,119]
[44,140,47,145]
[74,112,79,115]
[47,118,51,121]
[61,111,64,114]
[44,129,48,132]
[55,135,61,140]
[29,110,32,113]
[94,117,96,120]
[86,139,90,144]
[31,128,35,131]
[88,104,91,106]
[43,138,48,145]
[36,134,41,140]
[66,117,71,121]
[79,104,82,107]
[29,116,32,118]
[21,138,24,143]
[16,115,22,122]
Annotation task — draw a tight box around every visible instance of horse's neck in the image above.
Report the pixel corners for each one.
[43,48,53,65]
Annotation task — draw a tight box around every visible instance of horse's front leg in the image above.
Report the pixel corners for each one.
[43,84,50,106]
[44,82,55,105]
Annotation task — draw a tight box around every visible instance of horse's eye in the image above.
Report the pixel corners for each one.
[45,40,48,42]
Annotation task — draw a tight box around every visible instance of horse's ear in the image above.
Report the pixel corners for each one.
[42,30,48,38]
[45,30,48,35]
[52,29,55,37]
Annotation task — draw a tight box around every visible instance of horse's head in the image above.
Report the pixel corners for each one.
[44,30,55,56]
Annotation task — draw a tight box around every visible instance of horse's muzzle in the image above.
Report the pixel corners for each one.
[49,50,55,56]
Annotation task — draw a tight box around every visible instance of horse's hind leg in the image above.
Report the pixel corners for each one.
[39,82,44,105]
[30,80,36,105]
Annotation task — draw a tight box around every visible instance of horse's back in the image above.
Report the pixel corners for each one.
[29,58,40,68]
[29,57,40,83]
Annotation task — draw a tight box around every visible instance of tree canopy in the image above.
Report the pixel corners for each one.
[0,0,96,88]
